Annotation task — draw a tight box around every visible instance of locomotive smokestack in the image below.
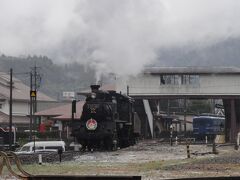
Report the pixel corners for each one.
[90,85,100,92]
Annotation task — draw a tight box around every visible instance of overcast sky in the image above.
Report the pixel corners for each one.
[0,0,240,78]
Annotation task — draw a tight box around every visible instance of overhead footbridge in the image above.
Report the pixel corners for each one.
[117,67,240,142]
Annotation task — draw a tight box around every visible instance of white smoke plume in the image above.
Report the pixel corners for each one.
[1,0,240,79]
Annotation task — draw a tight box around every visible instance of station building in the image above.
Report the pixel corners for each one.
[116,67,240,142]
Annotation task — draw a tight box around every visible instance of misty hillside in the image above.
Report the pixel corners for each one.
[1,37,240,99]
[156,38,240,67]
[0,55,96,99]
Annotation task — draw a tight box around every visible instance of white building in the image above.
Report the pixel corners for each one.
[0,72,56,129]
[117,66,240,98]
[116,67,240,140]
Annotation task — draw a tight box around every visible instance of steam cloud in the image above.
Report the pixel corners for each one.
[1,0,240,79]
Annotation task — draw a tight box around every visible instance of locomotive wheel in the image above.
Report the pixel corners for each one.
[104,138,113,151]
[112,139,118,151]
[129,137,136,146]
[100,140,105,150]
[87,142,94,151]
[77,139,86,151]
[81,145,87,151]
[120,138,130,148]
[112,132,119,151]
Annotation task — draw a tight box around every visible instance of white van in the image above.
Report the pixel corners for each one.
[15,141,65,154]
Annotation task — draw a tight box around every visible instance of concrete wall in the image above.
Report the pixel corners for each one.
[0,100,30,116]
[0,100,9,114]
[117,74,240,96]
[12,101,30,116]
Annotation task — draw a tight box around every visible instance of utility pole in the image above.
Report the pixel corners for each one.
[29,63,41,149]
[29,72,33,141]
[9,68,13,150]
[33,65,37,114]
[33,65,37,151]
[184,98,187,137]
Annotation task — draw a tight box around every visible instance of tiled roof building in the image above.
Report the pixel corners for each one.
[0,72,56,129]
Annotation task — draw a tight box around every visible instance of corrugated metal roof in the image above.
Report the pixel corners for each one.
[144,66,240,74]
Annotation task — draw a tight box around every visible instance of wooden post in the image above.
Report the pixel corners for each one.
[187,144,190,158]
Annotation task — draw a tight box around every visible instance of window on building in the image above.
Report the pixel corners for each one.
[181,75,190,85]
[0,104,2,109]
[160,74,199,85]
[160,75,180,85]
[181,75,199,85]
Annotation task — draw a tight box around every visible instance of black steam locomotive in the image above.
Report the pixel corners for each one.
[72,85,139,150]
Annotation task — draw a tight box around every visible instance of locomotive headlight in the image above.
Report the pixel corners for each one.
[91,93,96,99]
[86,118,97,130]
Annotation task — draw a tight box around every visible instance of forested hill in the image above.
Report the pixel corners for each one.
[1,37,240,99]
[0,55,96,99]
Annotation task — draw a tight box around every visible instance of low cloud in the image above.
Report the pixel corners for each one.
[1,0,240,79]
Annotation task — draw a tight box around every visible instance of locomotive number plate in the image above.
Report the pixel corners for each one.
[86,118,97,130]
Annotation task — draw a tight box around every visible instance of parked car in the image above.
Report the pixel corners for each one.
[15,141,65,154]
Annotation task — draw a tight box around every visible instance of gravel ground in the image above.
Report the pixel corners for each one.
[3,140,240,179]
[17,140,215,164]
[73,140,215,163]
[18,151,81,164]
